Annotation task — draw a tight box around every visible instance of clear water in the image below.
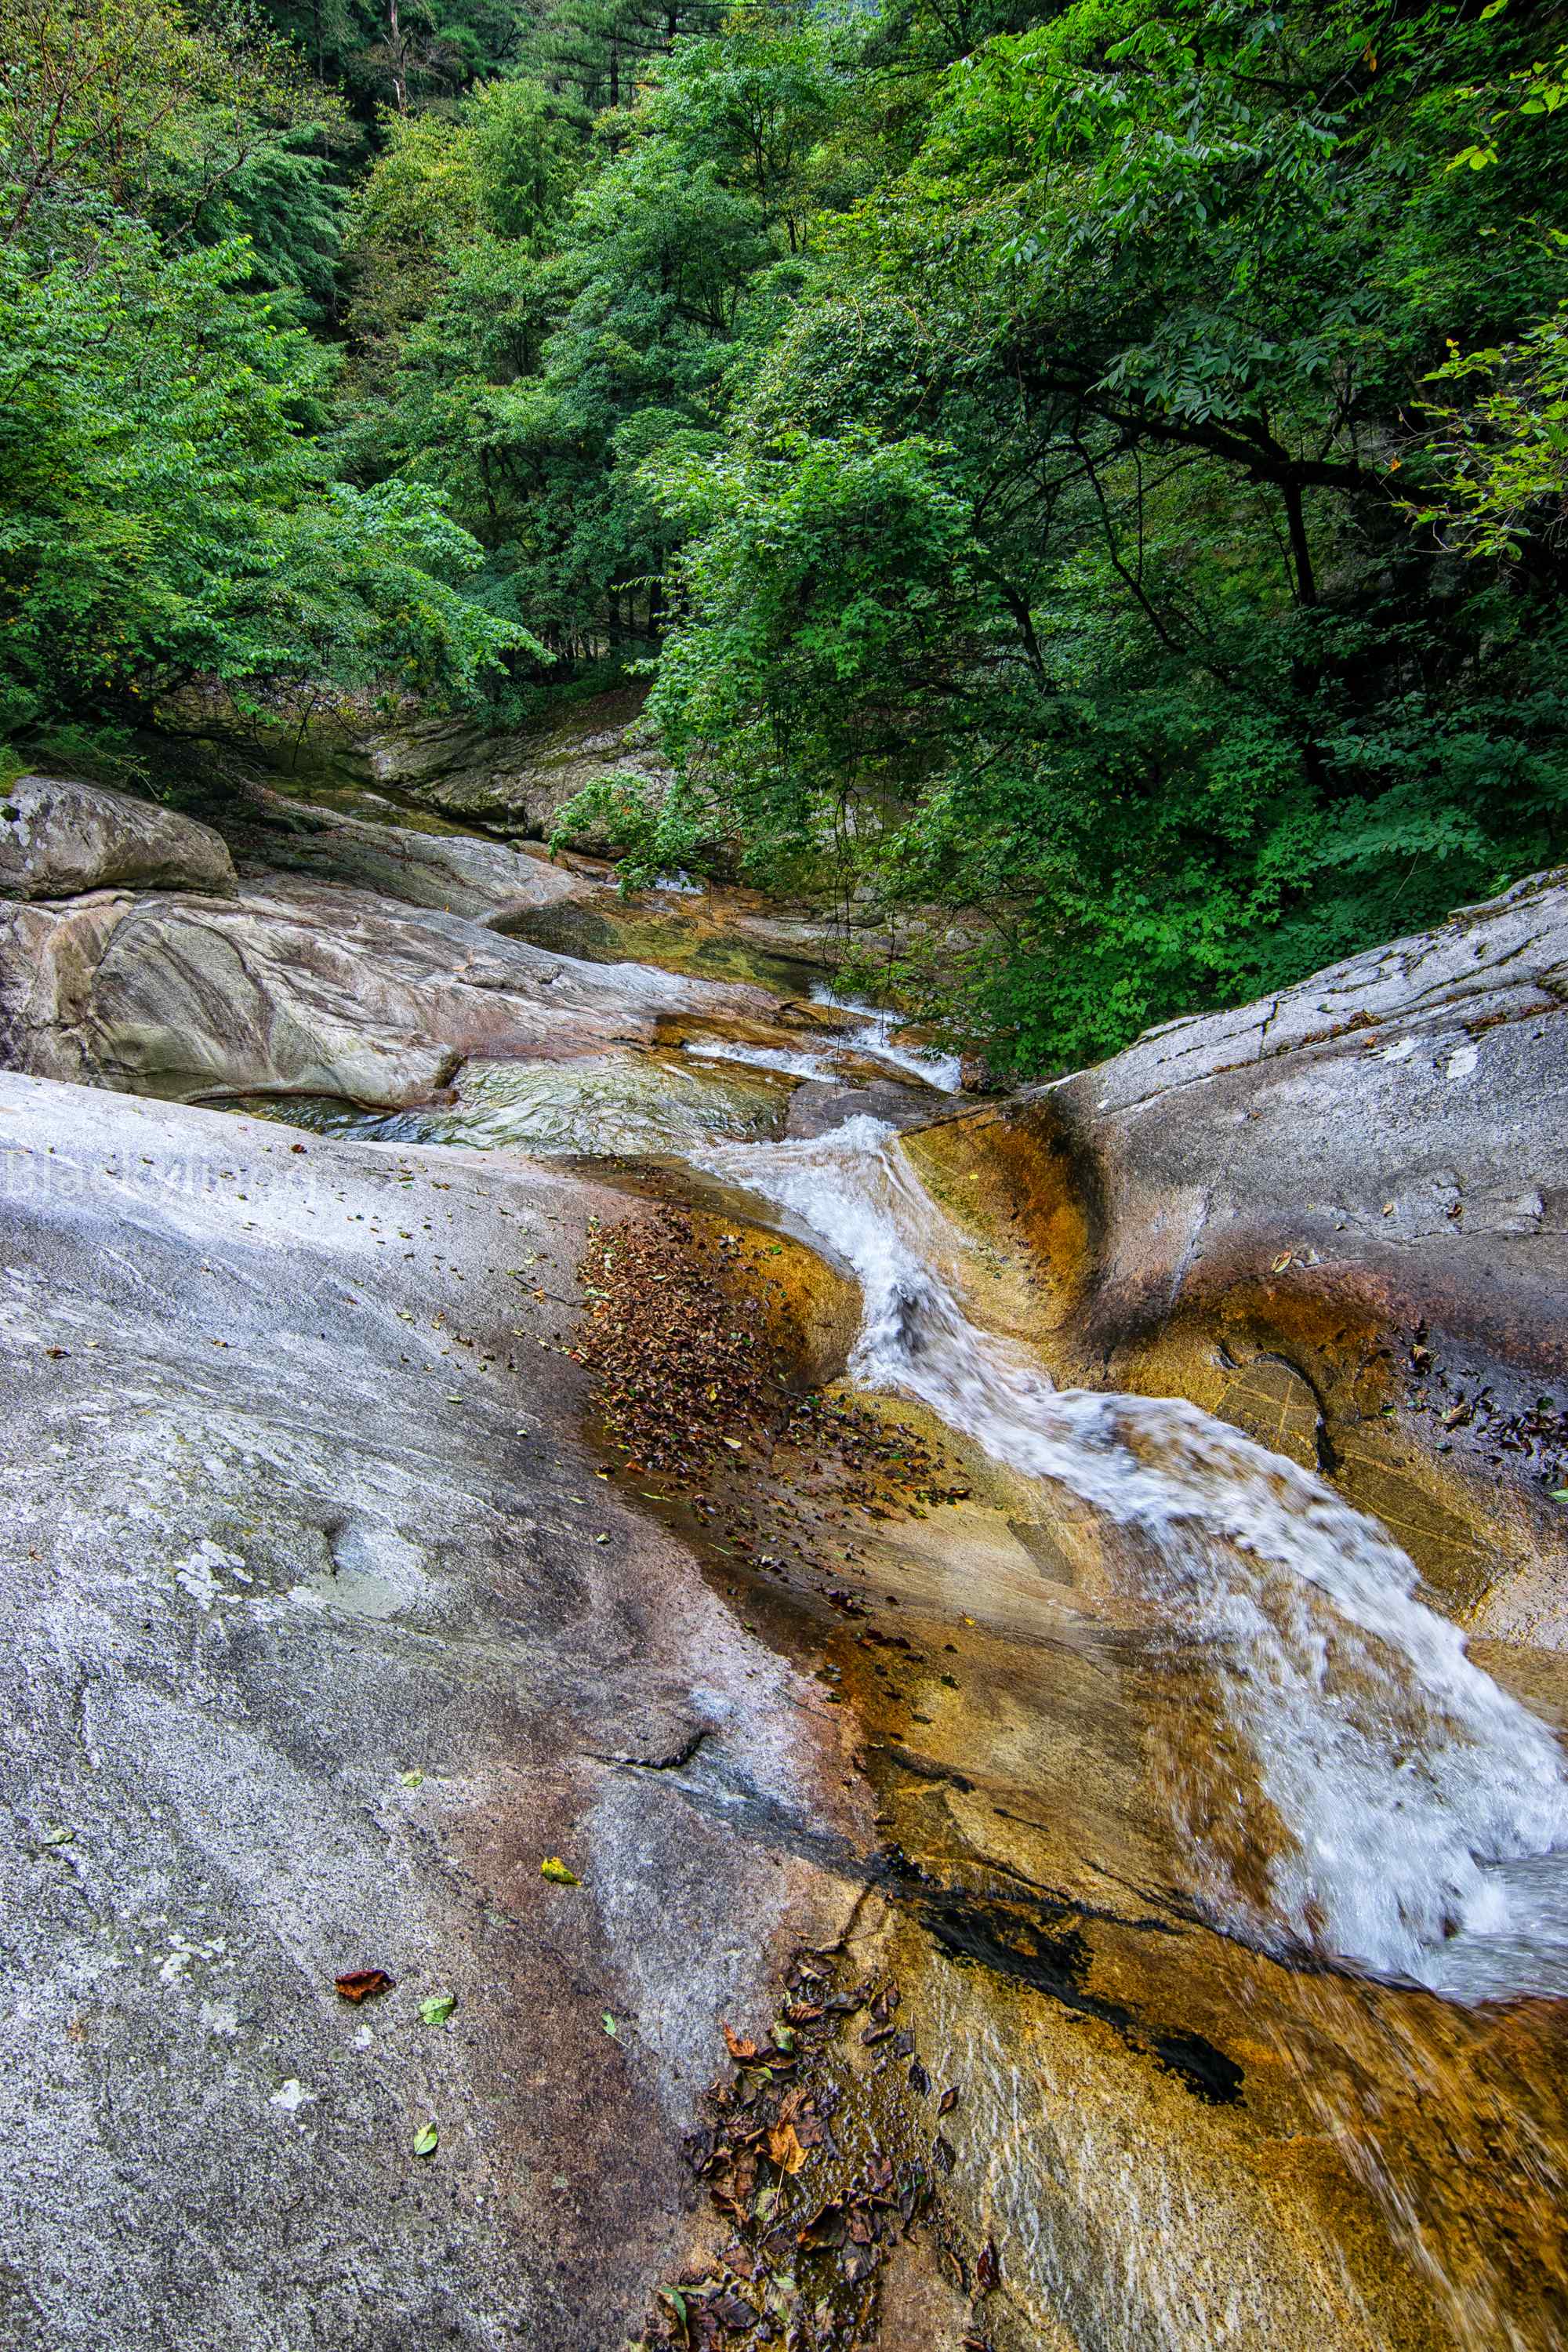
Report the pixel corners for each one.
[252,989,1568,2002]
[691,1116,1568,2003]
[806,983,964,1092]
[303,1053,792,1160]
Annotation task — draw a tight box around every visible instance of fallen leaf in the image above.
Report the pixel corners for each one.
[412,2120,438,2158]
[40,1825,75,1848]
[767,2122,807,2174]
[335,1969,394,2004]
[710,2290,757,2332]
[659,2285,689,2340]
[723,2021,759,2062]
[419,1994,456,2026]
[1270,1251,1294,1274]
[398,1769,424,1788]
[976,2238,1000,2295]
[937,2085,960,2115]
[602,2012,619,2037]
[540,1857,580,1885]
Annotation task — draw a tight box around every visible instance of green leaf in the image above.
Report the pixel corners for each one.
[398,1769,424,1788]
[602,2012,619,2036]
[1550,1489,1568,1502]
[412,2120,439,2158]
[420,1994,457,2026]
[540,1856,580,1885]
[40,1825,75,1847]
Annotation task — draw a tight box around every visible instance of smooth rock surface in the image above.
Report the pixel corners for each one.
[0,868,777,1108]
[0,1072,866,2351]
[227,789,592,926]
[908,866,1568,1629]
[0,775,236,901]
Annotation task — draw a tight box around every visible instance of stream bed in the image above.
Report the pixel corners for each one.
[238,946,1568,2350]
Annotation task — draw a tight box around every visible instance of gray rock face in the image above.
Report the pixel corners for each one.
[261,688,668,844]
[0,1072,866,2352]
[227,789,593,926]
[0,775,236,900]
[1044,863,1568,1338]
[935,866,1568,1632]
[0,866,775,1108]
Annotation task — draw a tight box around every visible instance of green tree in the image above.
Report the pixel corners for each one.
[630,0,1568,1066]
[0,218,525,747]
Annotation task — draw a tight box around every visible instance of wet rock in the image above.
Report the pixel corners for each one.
[906,866,1568,1625]
[1215,1354,1325,1472]
[0,1069,868,2352]
[786,1077,944,1140]
[0,860,778,1109]
[0,775,236,901]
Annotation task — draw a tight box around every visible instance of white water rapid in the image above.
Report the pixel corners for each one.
[684,996,965,1093]
[694,1115,1568,2004]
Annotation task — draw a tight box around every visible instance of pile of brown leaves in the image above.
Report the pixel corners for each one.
[635,1955,996,2352]
[576,1208,968,1586]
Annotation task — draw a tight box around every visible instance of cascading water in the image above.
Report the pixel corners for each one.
[693,1115,1568,2003]
[289,969,1568,2007]
[805,985,966,1093]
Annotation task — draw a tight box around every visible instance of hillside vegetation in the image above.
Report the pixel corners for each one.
[2,0,1566,1065]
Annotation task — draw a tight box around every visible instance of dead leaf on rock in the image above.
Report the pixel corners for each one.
[722,2022,759,2062]
[335,1969,394,2003]
[976,2238,1000,2296]
[766,2121,807,2174]
[708,2291,756,2332]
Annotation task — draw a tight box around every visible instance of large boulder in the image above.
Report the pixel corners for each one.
[224,788,594,926]
[0,870,776,1107]
[0,1071,866,2352]
[906,866,1568,1634]
[0,775,235,900]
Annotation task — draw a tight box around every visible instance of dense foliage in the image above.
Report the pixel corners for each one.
[0,0,526,760]
[4,0,1567,1065]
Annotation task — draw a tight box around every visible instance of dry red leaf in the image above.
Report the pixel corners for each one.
[334,1968,394,2003]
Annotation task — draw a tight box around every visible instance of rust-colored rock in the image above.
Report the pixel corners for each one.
[906,867,1568,1632]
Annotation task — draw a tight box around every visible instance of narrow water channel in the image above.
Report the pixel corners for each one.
[241,962,1568,2350]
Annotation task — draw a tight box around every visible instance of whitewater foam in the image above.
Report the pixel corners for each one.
[695,1116,1568,2002]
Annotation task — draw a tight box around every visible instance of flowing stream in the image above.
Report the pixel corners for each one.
[315,977,1568,2009]
[691,1112,1568,2003]
[252,948,1568,2340]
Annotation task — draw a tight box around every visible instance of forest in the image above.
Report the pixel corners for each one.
[2,0,1566,1067]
